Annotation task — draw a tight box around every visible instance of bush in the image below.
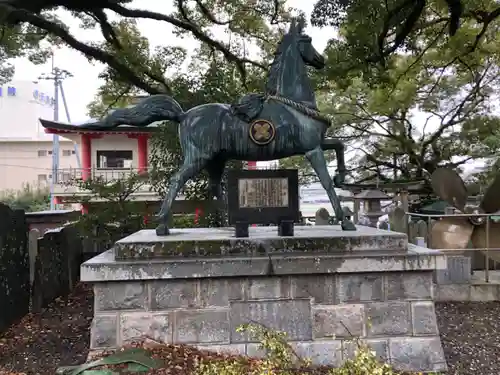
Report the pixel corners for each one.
[0,184,50,212]
[172,214,198,228]
[196,323,400,375]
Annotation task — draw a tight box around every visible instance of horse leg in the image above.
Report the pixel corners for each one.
[206,159,226,200]
[156,157,208,235]
[206,160,226,227]
[305,147,356,231]
[321,139,346,187]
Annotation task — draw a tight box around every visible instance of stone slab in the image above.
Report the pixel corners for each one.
[81,249,446,282]
[230,299,313,342]
[113,226,408,259]
[434,270,500,301]
[389,337,447,372]
[435,255,472,284]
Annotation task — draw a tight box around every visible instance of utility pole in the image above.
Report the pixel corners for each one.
[39,53,79,210]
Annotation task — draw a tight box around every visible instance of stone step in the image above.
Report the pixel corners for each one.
[113,225,408,260]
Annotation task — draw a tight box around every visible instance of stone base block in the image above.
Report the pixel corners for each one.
[82,228,447,373]
[112,226,408,260]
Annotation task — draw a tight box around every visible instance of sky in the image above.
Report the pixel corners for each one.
[8,0,486,175]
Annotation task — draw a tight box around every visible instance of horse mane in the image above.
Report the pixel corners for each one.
[231,26,302,122]
[265,37,288,95]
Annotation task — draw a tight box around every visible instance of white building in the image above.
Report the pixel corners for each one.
[0,80,78,192]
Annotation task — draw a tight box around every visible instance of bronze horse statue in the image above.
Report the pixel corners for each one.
[54,17,356,235]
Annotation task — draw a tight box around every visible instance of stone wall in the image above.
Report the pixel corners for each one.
[31,225,83,312]
[90,271,446,372]
[0,204,85,333]
[0,203,30,333]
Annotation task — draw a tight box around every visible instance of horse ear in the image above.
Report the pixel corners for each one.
[288,18,297,34]
[297,16,305,34]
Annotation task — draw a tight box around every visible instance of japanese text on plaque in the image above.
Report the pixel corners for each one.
[238,178,289,208]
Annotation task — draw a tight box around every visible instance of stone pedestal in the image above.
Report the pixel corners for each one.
[81,226,448,373]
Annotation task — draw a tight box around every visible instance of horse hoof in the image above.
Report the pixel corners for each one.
[155,224,170,236]
[341,220,356,231]
[333,175,344,188]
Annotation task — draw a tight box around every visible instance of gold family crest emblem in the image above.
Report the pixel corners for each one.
[249,119,276,145]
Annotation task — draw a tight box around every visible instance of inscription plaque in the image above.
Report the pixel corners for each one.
[238,178,289,208]
[227,169,299,237]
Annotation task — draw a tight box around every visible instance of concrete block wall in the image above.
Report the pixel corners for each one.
[435,255,471,284]
[90,271,446,372]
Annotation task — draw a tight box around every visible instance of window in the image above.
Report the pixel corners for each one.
[62,150,72,156]
[96,150,133,169]
[38,150,47,157]
[48,150,53,155]
[37,174,47,181]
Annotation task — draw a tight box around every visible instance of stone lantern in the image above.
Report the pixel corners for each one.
[354,189,391,227]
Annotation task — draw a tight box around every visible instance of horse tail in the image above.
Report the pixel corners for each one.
[90,95,185,128]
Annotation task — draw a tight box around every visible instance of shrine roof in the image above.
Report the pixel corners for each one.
[39,119,162,135]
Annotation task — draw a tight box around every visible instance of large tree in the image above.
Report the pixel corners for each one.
[0,0,293,92]
[0,11,60,83]
[320,24,500,182]
[311,0,500,80]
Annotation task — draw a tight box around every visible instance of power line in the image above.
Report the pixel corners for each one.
[0,164,54,170]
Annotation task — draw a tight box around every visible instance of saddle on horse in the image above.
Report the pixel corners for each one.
[231,93,266,122]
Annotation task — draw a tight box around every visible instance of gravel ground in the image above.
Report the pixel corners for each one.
[436,301,500,375]
[0,282,93,375]
[0,284,499,374]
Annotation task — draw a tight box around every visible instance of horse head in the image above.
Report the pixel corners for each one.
[287,17,325,70]
[266,17,325,105]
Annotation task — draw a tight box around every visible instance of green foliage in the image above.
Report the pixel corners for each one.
[335,343,395,375]
[172,214,197,229]
[195,323,398,375]
[0,184,50,212]
[86,19,187,118]
[318,12,500,182]
[0,12,62,83]
[64,174,153,241]
[2,0,295,94]
[17,0,498,188]
[278,156,317,184]
[311,0,500,82]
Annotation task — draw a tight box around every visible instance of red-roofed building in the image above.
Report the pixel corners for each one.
[40,118,161,211]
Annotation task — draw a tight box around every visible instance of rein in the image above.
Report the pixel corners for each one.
[266,94,331,126]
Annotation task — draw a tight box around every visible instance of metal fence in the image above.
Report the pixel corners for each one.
[55,167,152,182]
[406,212,500,283]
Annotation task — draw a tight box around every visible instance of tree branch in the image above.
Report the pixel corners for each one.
[193,0,231,25]
[421,63,491,150]
[106,2,267,86]
[468,7,500,52]
[3,6,167,94]
[3,0,273,91]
